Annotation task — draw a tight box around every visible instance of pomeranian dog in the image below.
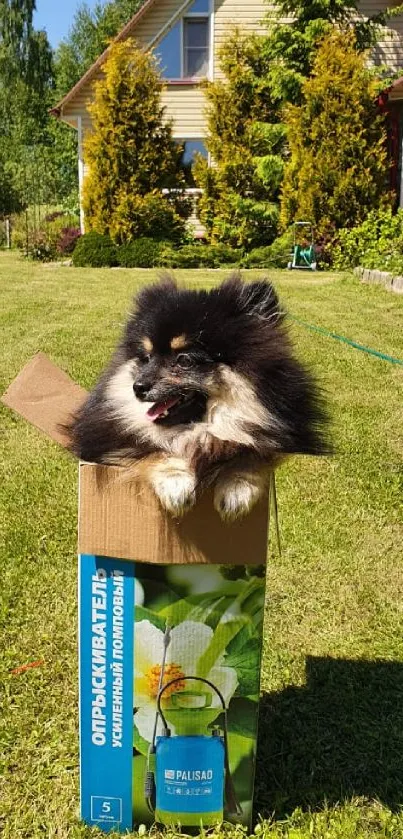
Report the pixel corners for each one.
[67,274,328,520]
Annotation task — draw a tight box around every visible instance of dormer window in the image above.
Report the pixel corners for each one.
[155,0,211,80]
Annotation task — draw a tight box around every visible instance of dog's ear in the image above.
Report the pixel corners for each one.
[242,280,282,322]
[220,275,283,324]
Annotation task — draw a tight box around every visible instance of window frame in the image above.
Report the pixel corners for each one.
[182,16,210,79]
[153,0,214,82]
[180,0,213,80]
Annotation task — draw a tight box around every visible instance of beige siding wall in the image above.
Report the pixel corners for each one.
[213,1,403,71]
[358,1,403,70]
[161,84,206,137]
[134,0,190,46]
[214,0,267,73]
[62,0,403,123]
[65,82,205,146]
[62,74,100,121]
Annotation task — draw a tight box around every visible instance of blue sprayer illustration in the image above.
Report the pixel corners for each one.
[144,626,241,828]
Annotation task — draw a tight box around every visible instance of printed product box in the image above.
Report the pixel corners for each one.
[3,354,270,833]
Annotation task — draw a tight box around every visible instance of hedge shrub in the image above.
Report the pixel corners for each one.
[241,231,292,268]
[332,208,403,273]
[118,238,165,268]
[194,29,282,250]
[72,232,119,267]
[281,30,390,236]
[167,243,241,268]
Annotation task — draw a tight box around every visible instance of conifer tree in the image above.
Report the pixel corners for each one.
[280,30,390,237]
[195,29,283,249]
[82,39,189,243]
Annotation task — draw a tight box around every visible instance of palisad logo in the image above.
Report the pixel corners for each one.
[165,769,213,781]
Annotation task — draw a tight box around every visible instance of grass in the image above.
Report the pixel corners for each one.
[0,251,402,839]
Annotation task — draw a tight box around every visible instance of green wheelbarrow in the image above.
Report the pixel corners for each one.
[287,222,317,271]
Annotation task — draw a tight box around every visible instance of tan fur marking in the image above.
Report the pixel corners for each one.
[142,337,153,353]
[171,335,188,351]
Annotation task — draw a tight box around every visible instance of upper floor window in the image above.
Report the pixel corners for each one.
[155,0,211,80]
[187,0,210,13]
[183,18,210,77]
[155,22,182,79]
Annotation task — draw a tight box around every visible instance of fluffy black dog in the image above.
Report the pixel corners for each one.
[67,274,328,519]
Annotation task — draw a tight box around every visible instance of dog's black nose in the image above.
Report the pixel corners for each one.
[133,381,150,401]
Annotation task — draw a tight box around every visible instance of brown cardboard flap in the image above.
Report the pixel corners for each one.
[79,464,269,566]
[1,353,87,447]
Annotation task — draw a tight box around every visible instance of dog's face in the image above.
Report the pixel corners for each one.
[107,274,283,436]
[96,274,327,458]
[129,334,214,427]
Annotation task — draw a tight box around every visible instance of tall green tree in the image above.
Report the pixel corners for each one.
[51,0,144,207]
[280,30,390,238]
[195,29,283,249]
[0,0,36,76]
[82,38,190,243]
[0,0,56,215]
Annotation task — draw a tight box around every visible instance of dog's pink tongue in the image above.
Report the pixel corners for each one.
[147,396,180,421]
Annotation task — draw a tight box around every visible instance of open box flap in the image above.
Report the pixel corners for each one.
[1,352,87,447]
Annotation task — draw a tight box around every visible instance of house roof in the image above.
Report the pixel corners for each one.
[50,0,160,116]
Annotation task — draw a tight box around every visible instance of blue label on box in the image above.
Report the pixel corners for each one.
[79,556,135,831]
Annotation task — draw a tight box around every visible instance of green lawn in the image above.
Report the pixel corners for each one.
[1,251,403,839]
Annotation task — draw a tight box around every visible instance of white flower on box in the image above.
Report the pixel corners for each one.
[134,619,238,743]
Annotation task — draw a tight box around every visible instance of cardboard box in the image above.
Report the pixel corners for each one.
[3,354,270,833]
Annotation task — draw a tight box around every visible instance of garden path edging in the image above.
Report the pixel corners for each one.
[354,266,403,294]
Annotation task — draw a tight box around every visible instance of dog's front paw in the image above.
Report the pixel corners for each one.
[214,477,262,522]
[151,464,196,517]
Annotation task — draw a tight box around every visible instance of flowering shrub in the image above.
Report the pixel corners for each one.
[29,231,57,261]
[57,226,81,256]
[12,208,81,260]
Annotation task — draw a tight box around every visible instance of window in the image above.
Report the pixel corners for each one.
[182,139,208,165]
[187,0,210,13]
[179,139,208,185]
[154,0,211,80]
[155,21,181,79]
[183,18,209,77]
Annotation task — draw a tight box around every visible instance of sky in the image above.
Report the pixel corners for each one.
[34,0,99,48]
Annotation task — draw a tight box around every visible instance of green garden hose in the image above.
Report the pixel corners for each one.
[289,315,403,367]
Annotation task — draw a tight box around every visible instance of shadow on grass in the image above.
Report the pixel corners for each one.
[254,656,403,818]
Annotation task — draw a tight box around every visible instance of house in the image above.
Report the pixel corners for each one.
[52,0,403,230]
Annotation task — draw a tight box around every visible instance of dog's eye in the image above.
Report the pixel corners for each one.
[176,353,194,369]
[138,354,151,365]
